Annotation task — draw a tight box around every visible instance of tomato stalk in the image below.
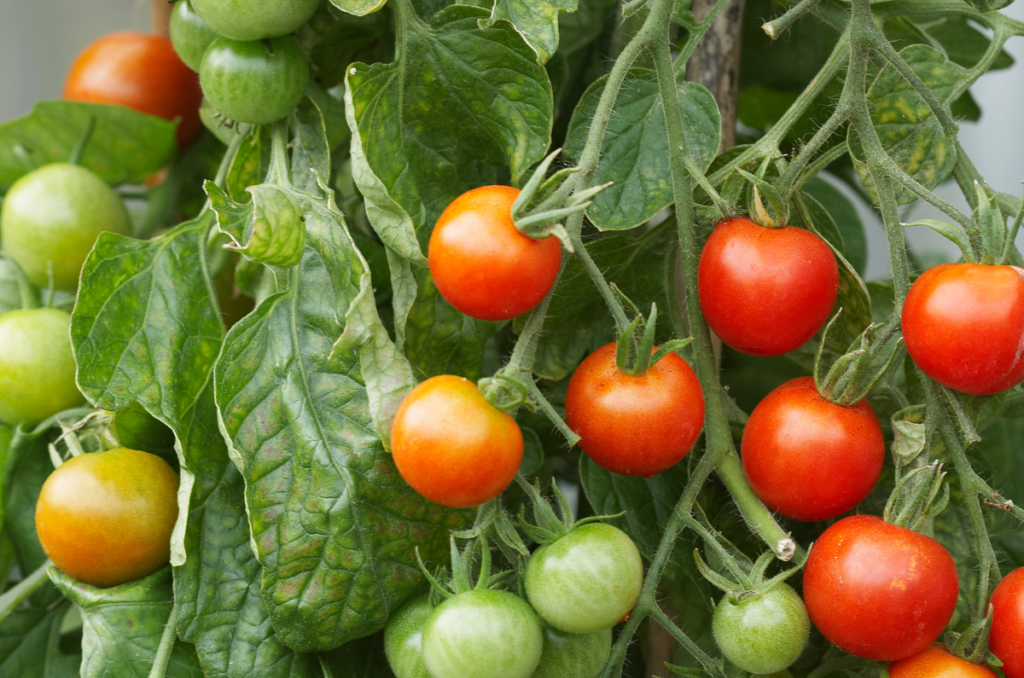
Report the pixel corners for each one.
[148,602,179,678]
[0,559,54,628]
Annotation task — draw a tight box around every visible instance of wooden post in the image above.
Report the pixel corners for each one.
[686,0,746,152]
[151,0,173,37]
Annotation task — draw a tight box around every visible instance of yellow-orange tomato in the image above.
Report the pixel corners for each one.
[889,645,998,678]
[391,376,523,508]
[35,447,179,587]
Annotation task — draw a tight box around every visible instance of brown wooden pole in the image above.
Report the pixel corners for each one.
[151,0,173,37]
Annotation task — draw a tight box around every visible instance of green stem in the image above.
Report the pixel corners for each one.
[762,0,822,40]
[651,607,726,676]
[10,256,39,311]
[569,230,632,333]
[524,379,580,447]
[148,603,179,678]
[0,560,53,627]
[673,0,737,71]
[794,142,849,190]
[506,261,562,372]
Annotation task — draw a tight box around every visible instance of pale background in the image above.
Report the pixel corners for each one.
[1,0,1023,279]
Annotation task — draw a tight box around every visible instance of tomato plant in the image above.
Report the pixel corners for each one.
[190,0,322,41]
[990,567,1024,678]
[712,584,810,674]
[533,624,612,678]
[169,0,218,72]
[888,645,998,678]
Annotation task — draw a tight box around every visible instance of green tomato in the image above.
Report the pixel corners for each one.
[170,0,218,72]
[0,309,85,426]
[200,36,309,125]
[532,623,612,678]
[712,583,810,674]
[190,0,321,41]
[384,595,433,678]
[525,523,643,634]
[421,589,543,678]
[1,163,131,290]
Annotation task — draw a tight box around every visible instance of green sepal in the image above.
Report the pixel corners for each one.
[891,405,928,468]
[735,167,790,228]
[903,219,977,263]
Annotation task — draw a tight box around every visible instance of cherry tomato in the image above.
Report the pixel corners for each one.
[35,447,179,587]
[384,595,433,678]
[697,216,839,356]
[803,515,959,661]
[533,624,612,678]
[421,589,543,678]
[902,263,1024,396]
[712,584,810,674]
[565,343,705,477]
[428,186,562,321]
[1,163,131,290]
[169,0,218,72]
[889,645,998,678]
[191,0,321,41]
[741,377,884,521]
[525,523,643,634]
[0,309,85,426]
[390,375,522,508]
[200,36,309,125]
[990,567,1024,678]
[65,32,202,146]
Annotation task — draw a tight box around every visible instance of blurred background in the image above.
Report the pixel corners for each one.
[1,0,1023,279]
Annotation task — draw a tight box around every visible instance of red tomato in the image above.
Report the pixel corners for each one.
[803,515,959,661]
[741,377,884,521]
[65,32,203,146]
[428,186,562,321]
[889,645,998,678]
[697,216,838,356]
[390,375,523,508]
[990,567,1024,678]
[902,263,1024,396]
[565,343,705,477]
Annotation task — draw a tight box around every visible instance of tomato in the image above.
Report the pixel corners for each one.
[741,377,884,522]
[0,309,85,426]
[902,263,1024,396]
[533,624,612,678]
[384,595,433,678]
[65,32,202,146]
[169,0,218,72]
[712,583,810,674]
[803,515,959,661]
[421,589,543,678]
[200,36,309,125]
[990,567,1024,678]
[191,0,321,41]
[35,447,179,587]
[525,522,643,634]
[697,216,839,356]
[565,342,704,477]
[390,375,522,508]
[889,645,998,678]
[1,163,131,290]
[428,186,562,321]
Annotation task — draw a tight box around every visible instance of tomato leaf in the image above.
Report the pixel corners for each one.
[803,176,868,277]
[480,0,579,66]
[0,602,80,678]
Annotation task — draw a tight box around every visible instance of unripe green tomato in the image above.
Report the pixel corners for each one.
[200,36,309,125]
[1,163,131,290]
[0,309,85,426]
[712,583,810,674]
[384,595,432,678]
[532,623,612,678]
[170,0,218,72]
[525,523,643,634]
[191,0,321,41]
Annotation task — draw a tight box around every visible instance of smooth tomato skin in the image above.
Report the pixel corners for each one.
[384,595,433,678]
[903,263,1024,396]
[712,584,811,674]
[1,163,131,290]
[741,377,884,521]
[191,0,321,41]
[697,217,839,356]
[889,645,998,678]
[390,375,523,508]
[990,567,1024,678]
[170,0,218,72]
[565,343,705,477]
[0,309,85,426]
[428,186,562,321]
[65,32,202,146]
[525,523,643,634]
[532,624,612,678]
[421,589,543,678]
[35,448,179,588]
[803,515,959,661]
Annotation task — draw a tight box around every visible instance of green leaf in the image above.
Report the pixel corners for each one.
[0,602,79,678]
[50,567,204,678]
[207,182,307,269]
[564,69,720,230]
[803,176,868,277]
[320,633,397,678]
[0,100,177,192]
[480,0,579,65]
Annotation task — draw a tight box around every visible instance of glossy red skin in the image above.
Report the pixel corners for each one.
[65,32,202,146]
[391,375,523,508]
[990,567,1024,678]
[741,377,884,522]
[903,263,1024,396]
[428,186,562,321]
[889,645,998,678]
[803,515,959,661]
[565,343,705,477]
[697,217,839,356]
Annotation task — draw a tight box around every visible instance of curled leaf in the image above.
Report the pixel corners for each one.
[206,181,306,269]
